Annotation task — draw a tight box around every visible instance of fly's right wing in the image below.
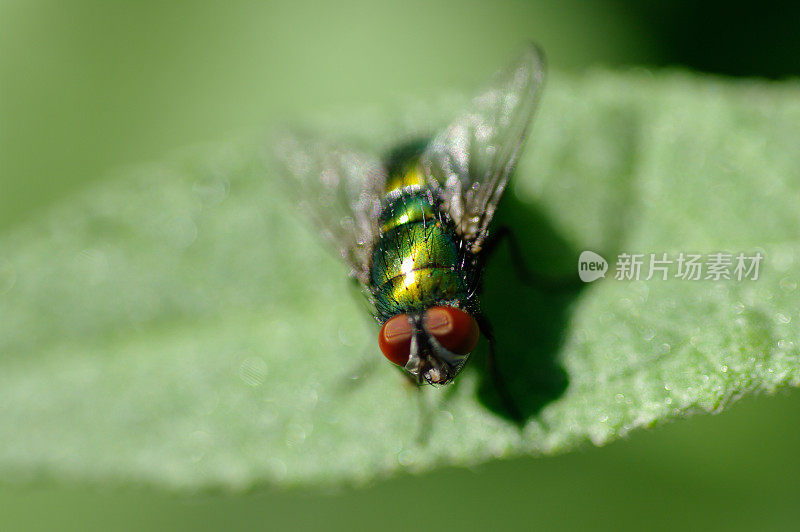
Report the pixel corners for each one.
[421,44,545,249]
[268,130,388,282]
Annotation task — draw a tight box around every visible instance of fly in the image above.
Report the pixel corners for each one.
[271,44,545,393]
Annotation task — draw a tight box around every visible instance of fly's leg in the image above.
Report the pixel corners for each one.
[338,349,381,392]
[481,226,533,284]
[339,277,385,391]
[415,384,433,445]
[477,315,523,423]
[482,226,581,294]
[340,358,432,444]
[340,351,420,392]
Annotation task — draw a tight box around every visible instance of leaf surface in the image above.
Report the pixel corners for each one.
[1,71,799,490]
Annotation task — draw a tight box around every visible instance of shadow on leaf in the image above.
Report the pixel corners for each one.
[467,190,585,422]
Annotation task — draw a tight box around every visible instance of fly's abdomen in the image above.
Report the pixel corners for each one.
[371,191,466,317]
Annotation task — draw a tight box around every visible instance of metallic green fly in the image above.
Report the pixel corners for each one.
[272,44,545,393]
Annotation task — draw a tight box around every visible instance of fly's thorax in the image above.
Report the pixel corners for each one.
[383,159,426,195]
[370,189,469,319]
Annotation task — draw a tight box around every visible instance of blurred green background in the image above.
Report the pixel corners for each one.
[1,1,799,530]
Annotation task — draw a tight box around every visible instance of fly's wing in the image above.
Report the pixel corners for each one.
[421,44,545,248]
[268,131,387,282]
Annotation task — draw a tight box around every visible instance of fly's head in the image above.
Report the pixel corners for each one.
[378,306,480,385]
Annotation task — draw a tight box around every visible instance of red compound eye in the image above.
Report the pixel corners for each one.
[379,314,413,366]
[424,306,480,355]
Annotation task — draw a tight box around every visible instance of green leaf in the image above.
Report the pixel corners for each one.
[1,70,799,491]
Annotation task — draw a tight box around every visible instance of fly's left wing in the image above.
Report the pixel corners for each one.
[268,131,387,282]
[421,44,546,249]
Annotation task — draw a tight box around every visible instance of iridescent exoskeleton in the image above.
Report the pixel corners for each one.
[271,44,545,388]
